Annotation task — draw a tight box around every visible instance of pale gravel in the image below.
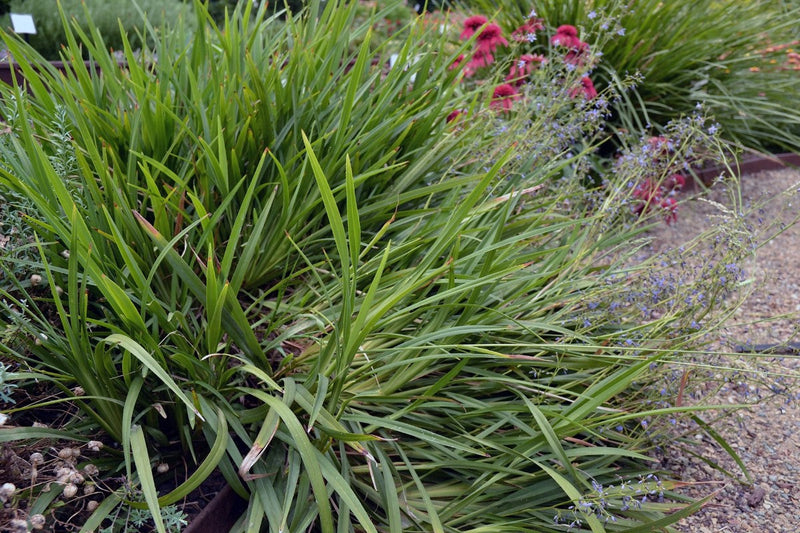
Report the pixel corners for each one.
[643,168,800,533]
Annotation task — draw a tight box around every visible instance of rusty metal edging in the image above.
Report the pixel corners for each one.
[183,484,248,533]
[693,152,800,186]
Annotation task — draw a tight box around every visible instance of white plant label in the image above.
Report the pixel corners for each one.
[10,13,37,35]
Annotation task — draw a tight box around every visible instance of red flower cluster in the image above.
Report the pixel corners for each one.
[447,13,598,117]
[457,14,546,111]
[663,173,687,191]
[506,54,546,86]
[632,170,686,224]
[551,25,580,47]
[568,76,597,99]
[551,24,590,66]
[458,16,511,76]
[470,50,495,70]
[460,15,488,40]
[476,23,509,53]
[511,17,544,42]
[629,136,689,223]
[549,25,595,98]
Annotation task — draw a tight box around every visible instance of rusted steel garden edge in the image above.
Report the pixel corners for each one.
[734,342,800,355]
[692,152,800,187]
[183,484,248,533]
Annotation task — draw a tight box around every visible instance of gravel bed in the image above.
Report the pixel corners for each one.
[645,168,800,532]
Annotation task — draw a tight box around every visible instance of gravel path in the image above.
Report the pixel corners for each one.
[645,167,800,532]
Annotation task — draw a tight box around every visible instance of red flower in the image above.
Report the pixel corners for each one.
[460,15,488,40]
[568,76,597,99]
[491,83,520,112]
[555,25,578,38]
[633,179,659,204]
[551,25,580,47]
[564,40,590,66]
[632,173,682,223]
[446,109,463,123]
[663,173,686,191]
[449,54,465,71]
[647,136,672,157]
[468,49,494,71]
[660,197,678,224]
[551,24,590,65]
[506,54,545,85]
[647,136,669,148]
[512,18,544,42]
[476,22,509,54]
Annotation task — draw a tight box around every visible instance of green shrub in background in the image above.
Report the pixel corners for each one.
[0,0,194,59]
[197,0,243,20]
[0,0,758,531]
[469,0,800,153]
[187,0,310,20]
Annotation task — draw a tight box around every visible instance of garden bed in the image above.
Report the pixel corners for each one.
[2,0,800,531]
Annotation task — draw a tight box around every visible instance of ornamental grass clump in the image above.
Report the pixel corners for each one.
[0,0,756,531]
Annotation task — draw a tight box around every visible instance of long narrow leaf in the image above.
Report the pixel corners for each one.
[131,424,166,533]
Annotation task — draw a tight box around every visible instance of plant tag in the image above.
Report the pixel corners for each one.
[10,13,37,35]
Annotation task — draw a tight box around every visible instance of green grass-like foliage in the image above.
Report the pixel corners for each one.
[0,0,754,531]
